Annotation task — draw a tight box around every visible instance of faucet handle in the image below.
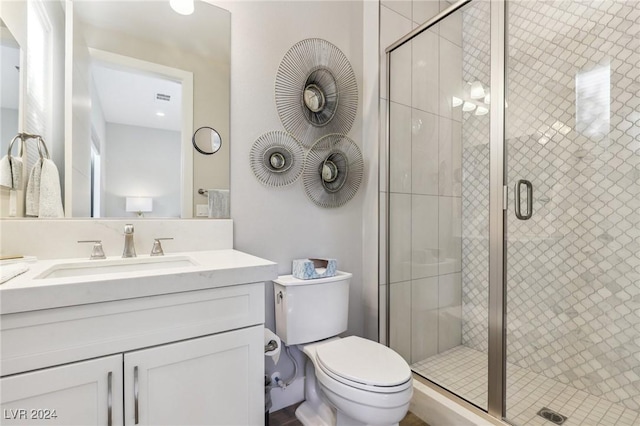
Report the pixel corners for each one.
[78,240,106,260]
[150,238,173,256]
[124,224,134,234]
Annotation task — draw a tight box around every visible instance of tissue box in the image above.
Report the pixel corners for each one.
[292,258,337,280]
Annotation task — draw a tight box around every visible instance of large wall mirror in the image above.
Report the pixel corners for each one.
[0,0,230,219]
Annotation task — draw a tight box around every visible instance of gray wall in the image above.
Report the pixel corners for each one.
[1,108,19,154]
[104,123,180,218]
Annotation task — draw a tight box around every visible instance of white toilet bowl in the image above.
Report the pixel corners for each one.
[296,336,413,426]
[273,273,412,426]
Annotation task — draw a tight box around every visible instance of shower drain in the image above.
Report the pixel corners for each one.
[537,407,567,425]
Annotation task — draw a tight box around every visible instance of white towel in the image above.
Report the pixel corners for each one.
[208,189,230,219]
[26,159,42,217]
[0,262,29,284]
[0,155,23,189]
[26,159,64,218]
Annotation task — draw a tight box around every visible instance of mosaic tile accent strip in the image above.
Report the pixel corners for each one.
[412,345,640,426]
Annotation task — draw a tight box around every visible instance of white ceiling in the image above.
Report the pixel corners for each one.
[1,42,20,110]
[74,0,230,61]
[92,63,182,131]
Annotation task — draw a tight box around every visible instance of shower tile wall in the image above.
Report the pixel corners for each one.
[380,0,464,364]
[459,0,491,356]
[457,0,640,413]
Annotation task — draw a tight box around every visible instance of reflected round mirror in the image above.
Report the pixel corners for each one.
[320,153,348,193]
[322,160,338,182]
[192,126,222,155]
[303,84,326,113]
[269,152,286,170]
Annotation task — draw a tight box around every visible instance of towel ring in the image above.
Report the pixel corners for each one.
[7,133,50,161]
[35,136,50,160]
[7,134,25,158]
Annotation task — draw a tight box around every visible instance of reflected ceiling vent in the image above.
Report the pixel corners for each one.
[155,93,171,102]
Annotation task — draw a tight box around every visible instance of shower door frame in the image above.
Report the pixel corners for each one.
[383,0,508,419]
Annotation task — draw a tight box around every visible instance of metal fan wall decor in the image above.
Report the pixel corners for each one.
[250,131,305,187]
[303,134,363,208]
[275,38,358,147]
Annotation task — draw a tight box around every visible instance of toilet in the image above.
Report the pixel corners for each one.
[274,271,413,426]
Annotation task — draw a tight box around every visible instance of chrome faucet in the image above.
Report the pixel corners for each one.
[122,224,137,258]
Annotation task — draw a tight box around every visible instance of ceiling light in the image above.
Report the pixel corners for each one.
[469,81,485,100]
[475,106,489,116]
[156,112,165,117]
[484,92,491,104]
[462,101,477,112]
[170,0,194,15]
[452,96,463,107]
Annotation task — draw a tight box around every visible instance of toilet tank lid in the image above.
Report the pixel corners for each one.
[316,336,411,387]
[274,271,352,286]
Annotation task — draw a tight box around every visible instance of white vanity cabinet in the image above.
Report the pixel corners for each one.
[124,326,263,426]
[1,355,124,425]
[1,279,270,426]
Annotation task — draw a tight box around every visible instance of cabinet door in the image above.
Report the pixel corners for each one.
[124,325,263,426]
[1,354,123,425]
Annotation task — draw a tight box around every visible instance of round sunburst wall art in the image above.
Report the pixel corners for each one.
[275,38,358,147]
[250,131,305,188]
[303,134,364,208]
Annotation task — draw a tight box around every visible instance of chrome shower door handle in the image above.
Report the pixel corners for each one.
[514,179,533,220]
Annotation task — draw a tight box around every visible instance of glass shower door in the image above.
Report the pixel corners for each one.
[504,1,640,425]
[386,0,492,411]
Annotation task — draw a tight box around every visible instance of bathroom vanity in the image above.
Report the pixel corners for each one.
[0,249,277,425]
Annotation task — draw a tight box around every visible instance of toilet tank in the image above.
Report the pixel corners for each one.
[273,271,351,345]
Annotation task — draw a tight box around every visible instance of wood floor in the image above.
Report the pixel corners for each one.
[269,402,428,426]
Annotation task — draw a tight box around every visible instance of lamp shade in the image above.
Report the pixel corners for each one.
[126,197,153,213]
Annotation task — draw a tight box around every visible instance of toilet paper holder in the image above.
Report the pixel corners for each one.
[265,339,278,353]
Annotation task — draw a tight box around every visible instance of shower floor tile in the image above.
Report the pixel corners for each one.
[411,346,639,426]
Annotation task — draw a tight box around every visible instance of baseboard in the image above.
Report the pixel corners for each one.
[269,376,305,413]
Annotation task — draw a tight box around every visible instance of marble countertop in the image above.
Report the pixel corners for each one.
[0,249,278,314]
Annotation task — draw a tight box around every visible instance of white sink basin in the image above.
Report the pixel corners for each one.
[36,256,198,279]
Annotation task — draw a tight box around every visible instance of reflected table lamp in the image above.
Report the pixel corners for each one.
[126,197,153,217]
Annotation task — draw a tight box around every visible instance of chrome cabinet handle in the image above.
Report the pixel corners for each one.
[134,366,139,424]
[107,372,113,426]
[514,179,533,220]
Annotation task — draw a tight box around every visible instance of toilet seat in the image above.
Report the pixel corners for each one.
[315,336,412,393]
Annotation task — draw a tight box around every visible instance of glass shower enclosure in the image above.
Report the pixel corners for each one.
[383,1,639,425]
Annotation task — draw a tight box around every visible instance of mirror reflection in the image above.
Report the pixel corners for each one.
[303,85,325,113]
[1,20,20,156]
[192,126,222,156]
[269,153,286,170]
[0,0,230,219]
[89,57,184,218]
